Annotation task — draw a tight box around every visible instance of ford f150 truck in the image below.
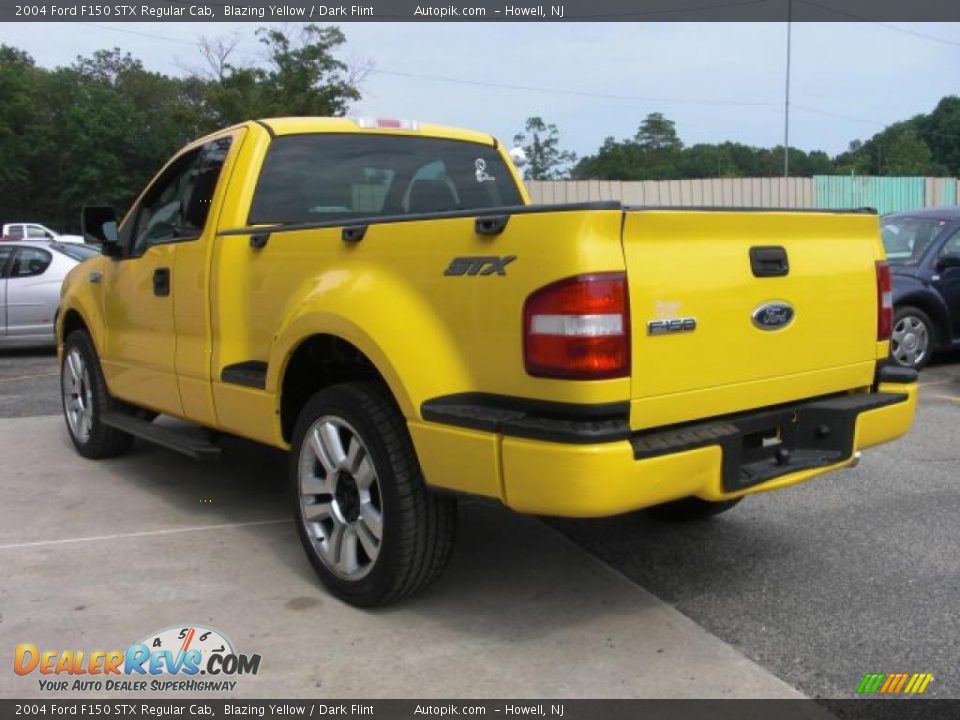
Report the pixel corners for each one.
[59,117,918,606]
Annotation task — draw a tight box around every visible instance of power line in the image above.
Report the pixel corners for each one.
[372,69,779,109]
[77,21,960,140]
[796,0,960,48]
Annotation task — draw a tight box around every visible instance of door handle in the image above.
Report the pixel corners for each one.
[749,246,789,277]
[153,268,170,297]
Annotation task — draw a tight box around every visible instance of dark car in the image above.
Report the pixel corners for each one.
[881,207,960,369]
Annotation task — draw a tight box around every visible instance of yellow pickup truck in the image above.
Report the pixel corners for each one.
[60,117,917,606]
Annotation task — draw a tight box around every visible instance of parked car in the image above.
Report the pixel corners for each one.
[0,240,100,347]
[1,222,85,244]
[881,207,960,369]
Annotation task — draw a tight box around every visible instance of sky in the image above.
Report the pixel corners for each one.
[2,21,958,159]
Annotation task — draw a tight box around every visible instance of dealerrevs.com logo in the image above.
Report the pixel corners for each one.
[14,625,261,692]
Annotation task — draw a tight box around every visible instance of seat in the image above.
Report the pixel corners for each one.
[407,179,458,214]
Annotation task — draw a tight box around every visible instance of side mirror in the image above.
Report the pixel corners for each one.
[509,146,528,168]
[82,206,120,256]
[935,252,960,272]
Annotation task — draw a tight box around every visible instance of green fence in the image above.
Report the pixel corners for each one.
[813,176,951,214]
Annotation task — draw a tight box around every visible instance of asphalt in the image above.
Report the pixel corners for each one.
[553,354,960,700]
[0,347,956,701]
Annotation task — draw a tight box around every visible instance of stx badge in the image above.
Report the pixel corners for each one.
[444,256,517,276]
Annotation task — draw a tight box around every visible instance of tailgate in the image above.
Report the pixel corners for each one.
[623,209,883,430]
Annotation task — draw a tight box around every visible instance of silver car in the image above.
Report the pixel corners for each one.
[0,240,100,347]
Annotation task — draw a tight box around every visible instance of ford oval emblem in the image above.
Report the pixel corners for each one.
[752,301,795,330]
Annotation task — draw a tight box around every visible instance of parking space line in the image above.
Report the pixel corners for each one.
[919,378,958,387]
[0,518,291,551]
[0,372,58,383]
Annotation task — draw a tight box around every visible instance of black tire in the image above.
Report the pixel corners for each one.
[644,496,743,522]
[60,330,134,459]
[290,382,457,607]
[890,306,935,371]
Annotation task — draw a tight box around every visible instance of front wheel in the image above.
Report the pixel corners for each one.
[290,382,457,607]
[890,306,934,370]
[61,330,133,459]
[643,496,743,522]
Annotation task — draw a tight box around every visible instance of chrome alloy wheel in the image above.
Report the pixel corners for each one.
[891,315,930,368]
[298,416,383,580]
[62,347,94,442]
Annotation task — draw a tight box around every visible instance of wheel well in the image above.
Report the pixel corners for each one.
[280,335,389,442]
[60,309,89,343]
[897,297,950,349]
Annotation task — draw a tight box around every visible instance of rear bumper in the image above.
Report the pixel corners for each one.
[411,376,917,517]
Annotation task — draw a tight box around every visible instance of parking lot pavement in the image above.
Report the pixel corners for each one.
[0,414,804,700]
[554,354,960,700]
[2,348,957,701]
[0,348,60,418]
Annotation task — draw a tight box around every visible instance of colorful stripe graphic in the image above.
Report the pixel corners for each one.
[857,673,933,695]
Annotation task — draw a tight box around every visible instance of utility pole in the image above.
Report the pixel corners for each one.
[783,0,792,178]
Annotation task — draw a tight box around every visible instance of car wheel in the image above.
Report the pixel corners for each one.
[290,382,457,607]
[61,330,134,459]
[890,306,934,370]
[643,496,743,522]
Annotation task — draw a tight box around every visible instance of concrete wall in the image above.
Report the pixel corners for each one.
[527,176,959,212]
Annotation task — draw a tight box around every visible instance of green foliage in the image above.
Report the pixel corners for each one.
[575,106,960,181]
[512,116,577,180]
[0,25,361,232]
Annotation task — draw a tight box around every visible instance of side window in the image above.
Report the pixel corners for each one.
[0,246,14,276]
[26,225,52,239]
[183,137,232,230]
[131,149,203,256]
[128,138,232,257]
[10,248,52,278]
[938,230,960,257]
[7,225,24,239]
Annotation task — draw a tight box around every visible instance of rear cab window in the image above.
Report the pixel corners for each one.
[248,134,523,226]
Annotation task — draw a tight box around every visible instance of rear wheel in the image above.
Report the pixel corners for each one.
[61,330,133,459]
[290,382,457,607]
[644,496,743,522]
[890,306,934,370]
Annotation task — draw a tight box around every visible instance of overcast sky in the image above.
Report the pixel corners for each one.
[3,21,958,158]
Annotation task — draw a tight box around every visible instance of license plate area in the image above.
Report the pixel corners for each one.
[630,392,909,492]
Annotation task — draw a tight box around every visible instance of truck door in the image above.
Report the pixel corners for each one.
[169,133,242,425]
[100,148,209,416]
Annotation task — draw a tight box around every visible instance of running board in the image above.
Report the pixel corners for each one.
[101,413,221,461]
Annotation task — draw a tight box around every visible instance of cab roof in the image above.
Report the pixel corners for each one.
[253,116,498,147]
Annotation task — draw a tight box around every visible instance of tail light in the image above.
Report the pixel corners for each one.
[523,273,630,379]
[876,261,893,340]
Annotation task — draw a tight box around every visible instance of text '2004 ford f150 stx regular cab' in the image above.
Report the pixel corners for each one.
[60,117,918,606]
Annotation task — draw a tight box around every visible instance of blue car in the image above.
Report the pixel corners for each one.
[882,207,960,369]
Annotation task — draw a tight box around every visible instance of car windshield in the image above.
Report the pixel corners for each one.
[52,243,100,262]
[881,217,948,265]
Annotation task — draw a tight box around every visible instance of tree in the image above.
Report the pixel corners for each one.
[0,26,365,231]
[635,112,682,151]
[512,116,577,180]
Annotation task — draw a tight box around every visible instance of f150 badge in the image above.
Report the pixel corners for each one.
[444,256,516,276]
[647,317,697,335]
[752,301,795,330]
